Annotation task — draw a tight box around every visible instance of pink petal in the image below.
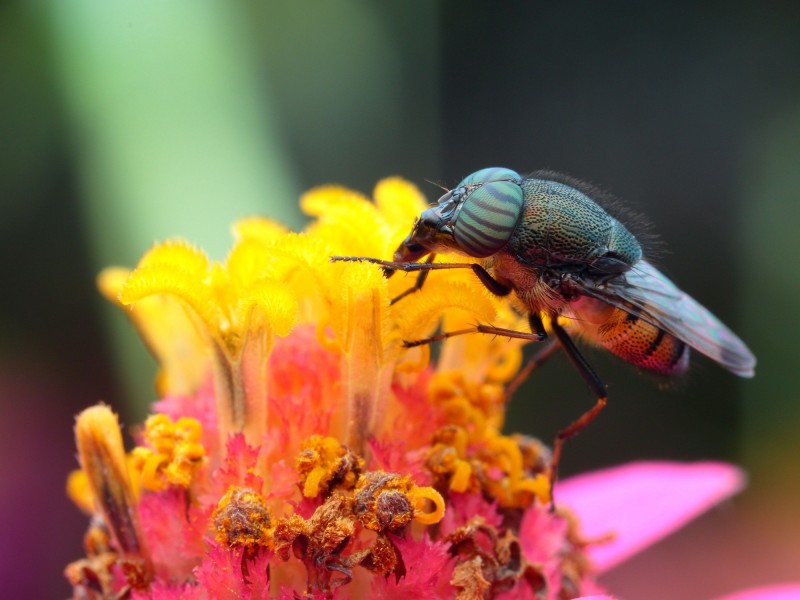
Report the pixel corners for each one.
[138,489,211,581]
[194,543,271,599]
[576,596,617,600]
[370,534,455,598]
[557,461,745,572]
[715,584,800,600]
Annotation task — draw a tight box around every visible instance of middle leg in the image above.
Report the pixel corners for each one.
[547,318,608,503]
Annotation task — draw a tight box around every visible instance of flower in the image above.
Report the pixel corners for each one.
[65,177,769,598]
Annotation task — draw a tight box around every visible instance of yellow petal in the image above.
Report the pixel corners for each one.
[328,261,393,453]
[393,279,497,342]
[137,240,209,275]
[300,184,372,217]
[98,268,209,396]
[302,185,394,257]
[243,279,299,338]
[120,260,217,329]
[232,216,288,244]
[373,177,428,236]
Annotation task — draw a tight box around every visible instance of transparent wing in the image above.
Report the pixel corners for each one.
[580,260,756,377]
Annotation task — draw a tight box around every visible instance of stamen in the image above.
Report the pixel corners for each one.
[130,413,206,491]
[409,486,446,525]
[296,435,363,498]
[140,453,170,491]
[213,487,273,550]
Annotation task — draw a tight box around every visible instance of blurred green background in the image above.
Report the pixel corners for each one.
[1,2,798,598]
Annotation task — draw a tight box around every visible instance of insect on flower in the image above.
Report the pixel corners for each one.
[333,167,756,484]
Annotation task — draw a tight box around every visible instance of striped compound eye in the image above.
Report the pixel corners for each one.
[452,168,523,258]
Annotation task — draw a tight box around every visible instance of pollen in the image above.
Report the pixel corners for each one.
[427,426,478,494]
[429,371,505,438]
[354,472,415,533]
[296,435,364,499]
[129,413,206,491]
[213,486,273,550]
[482,433,552,507]
[353,471,445,532]
[270,513,309,562]
[424,377,553,507]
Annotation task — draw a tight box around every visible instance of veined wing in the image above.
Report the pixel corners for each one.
[580,260,756,377]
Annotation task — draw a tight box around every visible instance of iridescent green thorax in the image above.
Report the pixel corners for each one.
[508,179,642,272]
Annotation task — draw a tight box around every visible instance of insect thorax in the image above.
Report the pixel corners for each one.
[508,179,642,272]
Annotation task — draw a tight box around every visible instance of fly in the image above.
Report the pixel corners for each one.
[332,167,756,486]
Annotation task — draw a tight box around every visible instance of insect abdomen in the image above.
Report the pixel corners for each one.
[597,311,689,375]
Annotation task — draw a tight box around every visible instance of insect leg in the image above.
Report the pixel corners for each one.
[469,264,512,296]
[403,324,545,348]
[505,338,560,400]
[547,318,608,501]
[528,312,547,339]
[331,255,476,274]
[390,254,436,305]
[331,256,512,299]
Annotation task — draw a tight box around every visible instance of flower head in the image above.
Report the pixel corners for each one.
[66,177,746,598]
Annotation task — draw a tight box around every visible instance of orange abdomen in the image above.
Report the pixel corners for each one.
[596,311,689,375]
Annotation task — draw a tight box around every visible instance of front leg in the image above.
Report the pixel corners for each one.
[388,254,436,305]
[331,256,512,300]
[403,323,546,348]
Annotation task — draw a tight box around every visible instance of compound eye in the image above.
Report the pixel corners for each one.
[453,179,524,258]
[456,167,521,187]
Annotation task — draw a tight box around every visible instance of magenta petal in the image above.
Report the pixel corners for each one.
[715,584,800,600]
[576,596,617,600]
[557,461,745,572]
